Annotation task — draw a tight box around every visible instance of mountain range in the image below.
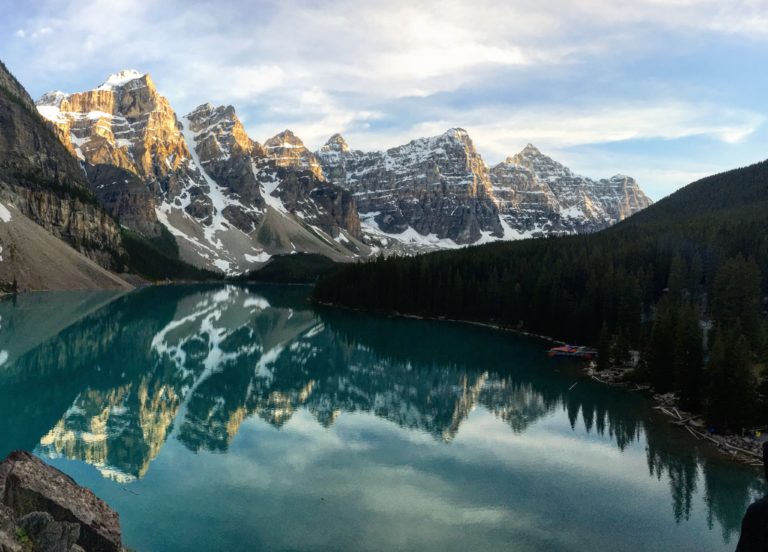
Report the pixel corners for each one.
[0,61,651,287]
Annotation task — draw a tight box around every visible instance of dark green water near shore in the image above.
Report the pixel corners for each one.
[0,284,763,551]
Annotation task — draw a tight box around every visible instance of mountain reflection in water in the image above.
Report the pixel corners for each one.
[0,284,763,551]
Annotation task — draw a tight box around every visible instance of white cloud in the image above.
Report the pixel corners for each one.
[336,101,764,162]
[10,0,767,107]
[4,0,767,197]
[161,63,287,104]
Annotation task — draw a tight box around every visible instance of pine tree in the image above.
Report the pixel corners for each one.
[612,330,630,367]
[706,331,757,431]
[646,300,677,392]
[712,256,761,348]
[673,304,704,410]
[667,254,687,301]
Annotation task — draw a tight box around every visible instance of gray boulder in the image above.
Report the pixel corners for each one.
[18,511,80,552]
[0,451,122,552]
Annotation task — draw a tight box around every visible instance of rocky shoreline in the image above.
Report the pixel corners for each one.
[0,451,124,552]
[586,364,766,468]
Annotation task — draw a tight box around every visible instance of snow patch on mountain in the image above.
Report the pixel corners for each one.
[98,69,145,90]
[0,202,11,223]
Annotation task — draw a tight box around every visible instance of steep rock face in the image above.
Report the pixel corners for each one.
[490,144,653,236]
[184,103,265,234]
[85,164,161,237]
[37,74,267,272]
[263,130,324,179]
[181,106,364,251]
[33,66,652,268]
[0,61,124,269]
[38,72,367,273]
[252,161,362,241]
[317,129,503,245]
[183,106,366,261]
[316,133,356,186]
[0,200,131,292]
[0,450,122,552]
[36,70,188,183]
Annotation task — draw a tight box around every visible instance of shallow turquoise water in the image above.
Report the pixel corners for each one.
[0,284,763,551]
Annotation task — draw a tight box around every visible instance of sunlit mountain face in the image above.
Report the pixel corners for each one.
[0,285,763,551]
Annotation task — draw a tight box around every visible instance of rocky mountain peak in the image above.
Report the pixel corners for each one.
[265,129,303,148]
[185,102,255,159]
[521,143,541,155]
[264,130,323,178]
[318,127,502,245]
[187,102,215,118]
[186,103,237,127]
[504,144,571,181]
[443,127,470,139]
[98,69,147,90]
[36,90,68,107]
[36,68,188,182]
[507,143,549,163]
[490,145,652,237]
[321,133,350,153]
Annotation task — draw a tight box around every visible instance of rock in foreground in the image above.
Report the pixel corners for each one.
[0,451,122,552]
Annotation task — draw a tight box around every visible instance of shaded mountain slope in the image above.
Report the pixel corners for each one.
[0,200,132,291]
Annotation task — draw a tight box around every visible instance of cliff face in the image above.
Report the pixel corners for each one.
[0,61,124,269]
[184,103,265,233]
[318,129,503,245]
[490,145,653,236]
[264,130,324,179]
[30,66,652,270]
[319,135,653,245]
[35,70,191,239]
[0,450,123,552]
[0,199,132,292]
[37,73,367,273]
[84,163,162,237]
[36,71,188,183]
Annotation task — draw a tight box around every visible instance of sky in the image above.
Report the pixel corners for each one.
[1,0,767,200]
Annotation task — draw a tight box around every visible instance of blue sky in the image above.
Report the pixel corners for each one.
[1,0,766,199]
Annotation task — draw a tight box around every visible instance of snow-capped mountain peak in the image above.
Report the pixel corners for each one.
[508,143,556,164]
[36,90,68,107]
[443,127,470,139]
[265,129,304,148]
[320,133,350,153]
[518,143,542,156]
[264,130,324,178]
[98,69,146,90]
[32,66,652,270]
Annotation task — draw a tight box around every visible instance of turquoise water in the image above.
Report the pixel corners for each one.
[0,284,763,551]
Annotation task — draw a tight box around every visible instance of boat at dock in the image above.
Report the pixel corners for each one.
[547,344,598,359]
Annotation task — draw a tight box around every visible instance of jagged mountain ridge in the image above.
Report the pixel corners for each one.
[317,132,652,245]
[317,128,504,247]
[36,71,367,274]
[35,68,651,272]
[489,144,652,237]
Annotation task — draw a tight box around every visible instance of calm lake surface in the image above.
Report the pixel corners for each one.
[0,284,764,551]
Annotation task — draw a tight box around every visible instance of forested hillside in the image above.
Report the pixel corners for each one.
[313,160,768,430]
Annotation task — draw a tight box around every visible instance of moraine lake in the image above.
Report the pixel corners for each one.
[0,284,764,552]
